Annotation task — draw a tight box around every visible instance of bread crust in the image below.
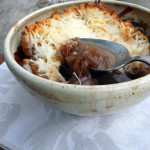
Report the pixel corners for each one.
[21,2,149,57]
[20,2,150,82]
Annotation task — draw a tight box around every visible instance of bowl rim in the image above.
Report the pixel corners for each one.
[4,0,150,91]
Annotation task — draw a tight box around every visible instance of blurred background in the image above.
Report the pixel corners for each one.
[0,0,150,56]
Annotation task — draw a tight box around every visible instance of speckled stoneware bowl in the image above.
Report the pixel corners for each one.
[4,0,150,116]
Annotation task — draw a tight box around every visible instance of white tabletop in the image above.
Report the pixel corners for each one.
[0,62,150,150]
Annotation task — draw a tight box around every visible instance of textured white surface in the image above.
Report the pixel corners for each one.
[0,63,150,150]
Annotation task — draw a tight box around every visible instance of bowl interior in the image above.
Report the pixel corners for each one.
[5,0,150,88]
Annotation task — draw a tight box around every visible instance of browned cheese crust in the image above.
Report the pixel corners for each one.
[21,2,150,81]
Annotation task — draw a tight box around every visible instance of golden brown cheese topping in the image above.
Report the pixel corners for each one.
[15,2,150,85]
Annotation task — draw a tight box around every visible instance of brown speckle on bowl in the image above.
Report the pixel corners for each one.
[13,22,18,32]
[106,103,113,109]
[131,84,139,90]
[90,108,97,112]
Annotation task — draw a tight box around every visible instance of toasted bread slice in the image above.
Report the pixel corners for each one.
[21,2,150,82]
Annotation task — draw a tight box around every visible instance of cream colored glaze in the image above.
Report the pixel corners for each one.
[4,0,150,116]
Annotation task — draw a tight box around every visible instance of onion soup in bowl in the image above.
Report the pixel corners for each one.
[4,0,150,115]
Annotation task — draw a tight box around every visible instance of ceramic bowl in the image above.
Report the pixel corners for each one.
[4,0,150,116]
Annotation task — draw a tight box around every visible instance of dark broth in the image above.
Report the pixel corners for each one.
[15,42,150,85]
[58,39,136,85]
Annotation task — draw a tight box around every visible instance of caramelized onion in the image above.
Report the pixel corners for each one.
[59,38,115,85]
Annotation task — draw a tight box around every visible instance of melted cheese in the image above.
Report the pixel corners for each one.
[22,4,150,82]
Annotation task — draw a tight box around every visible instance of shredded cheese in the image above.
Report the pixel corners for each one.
[22,3,150,82]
